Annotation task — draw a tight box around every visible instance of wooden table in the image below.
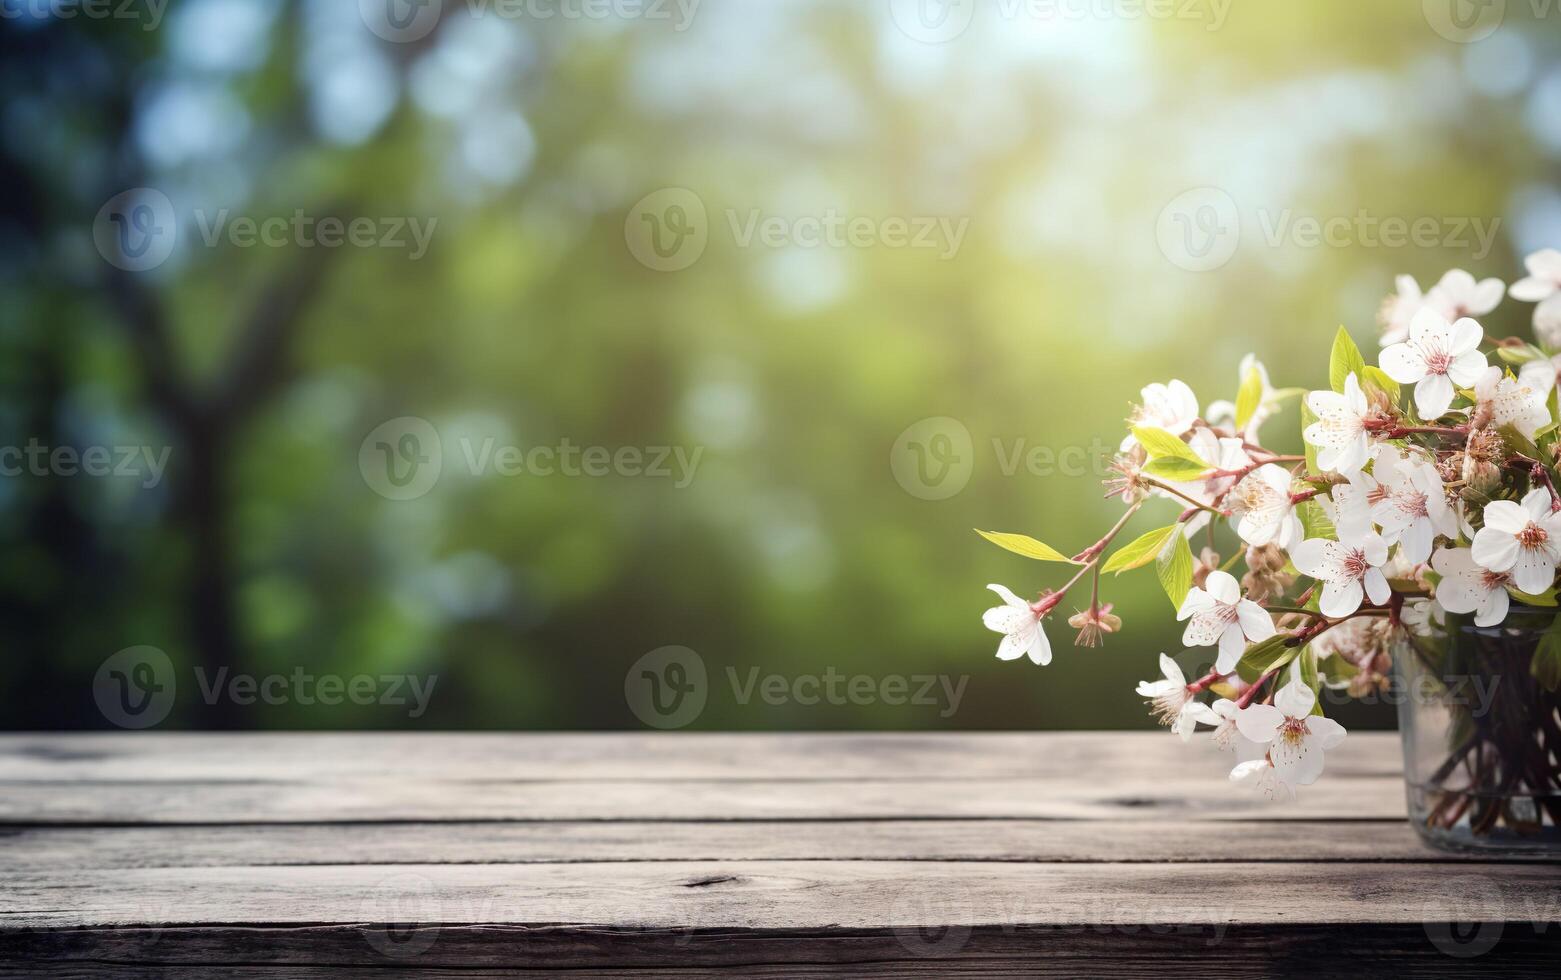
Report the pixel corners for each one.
[2,732,1559,977]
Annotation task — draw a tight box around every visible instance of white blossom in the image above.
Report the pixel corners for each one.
[1176,571,1277,675]
[1234,661,1347,789]
[1509,248,1561,347]
[1290,529,1391,617]
[1431,548,1510,627]
[1303,373,1372,473]
[1399,598,1446,637]
[1366,450,1456,565]
[1159,428,1250,539]
[1470,488,1561,595]
[1136,653,1219,742]
[1207,697,1242,749]
[1517,354,1561,396]
[1427,268,1504,320]
[1378,274,1432,347]
[982,585,1051,665]
[1228,463,1302,549]
[1230,754,1294,799]
[1121,380,1199,451]
[1379,309,1488,420]
[1473,366,1550,441]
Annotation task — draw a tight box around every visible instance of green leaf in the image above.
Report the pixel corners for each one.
[1132,426,1208,466]
[1209,680,1241,700]
[1510,585,1559,607]
[1299,647,1325,716]
[1497,343,1546,366]
[1361,366,1400,404]
[1318,652,1359,688]
[1297,499,1335,540]
[1498,424,1545,467]
[1532,616,1561,693]
[1143,456,1213,481]
[1234,364,1263,431]
[975,530,1076,563]
[1300,400,1320,473]
[1328,326,1366,395]
[1103,524,1181,575]
[1155,533,1194,611]
[1237,633,1300,684]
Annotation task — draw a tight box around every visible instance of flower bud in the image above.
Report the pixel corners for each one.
[1461,428,1506,493]
[1068,603,1121,648]
[1242,543,1293,602]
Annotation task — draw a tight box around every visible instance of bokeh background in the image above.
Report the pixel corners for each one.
[3,0,1560,729]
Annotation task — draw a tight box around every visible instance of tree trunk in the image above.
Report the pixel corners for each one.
[183,424,241,730]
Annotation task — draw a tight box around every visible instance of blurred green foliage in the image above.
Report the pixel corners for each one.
[1,0,1559,730]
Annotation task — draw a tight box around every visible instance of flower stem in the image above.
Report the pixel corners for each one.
[1287,608,1389,647]
[1263,605,1326,617]
[1141,478,1230,517]
[1383,424,1469,440]
[1236,667,1280,708]
[1071,502,1143,564]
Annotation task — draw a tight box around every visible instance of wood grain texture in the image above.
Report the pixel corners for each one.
[0,773,1410,823]
[0,731,1407,782]
[0,818,1476,870]
[6,860,1561,930]
[2,731,1558,977]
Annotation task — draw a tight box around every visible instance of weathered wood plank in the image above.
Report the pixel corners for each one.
[4,731,1557,976]
[0,773,1408,824]
[4,924,1560,979]
[4,861,1558,932]
[0,733,1407,824]
[3,863,1559,976]
[0,818,1494,871]
[0,731,1405,782]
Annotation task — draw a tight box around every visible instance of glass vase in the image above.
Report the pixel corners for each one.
[1394,605,1561,854]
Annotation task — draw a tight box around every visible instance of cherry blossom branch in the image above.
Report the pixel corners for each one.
[1141,478,1230,517]
[1214,454,1304,478]
[1286,608,1389,647]
[1237,445,1305,463]
[1236,667,1281,708]
[1070,502,1142,564]
[1037,503,1147,616]
[1262,605,1327,617]
[1185,669,1225,695]
[1370,421,1469,440]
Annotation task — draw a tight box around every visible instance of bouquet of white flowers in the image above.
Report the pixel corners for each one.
[978,250,1561,816]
